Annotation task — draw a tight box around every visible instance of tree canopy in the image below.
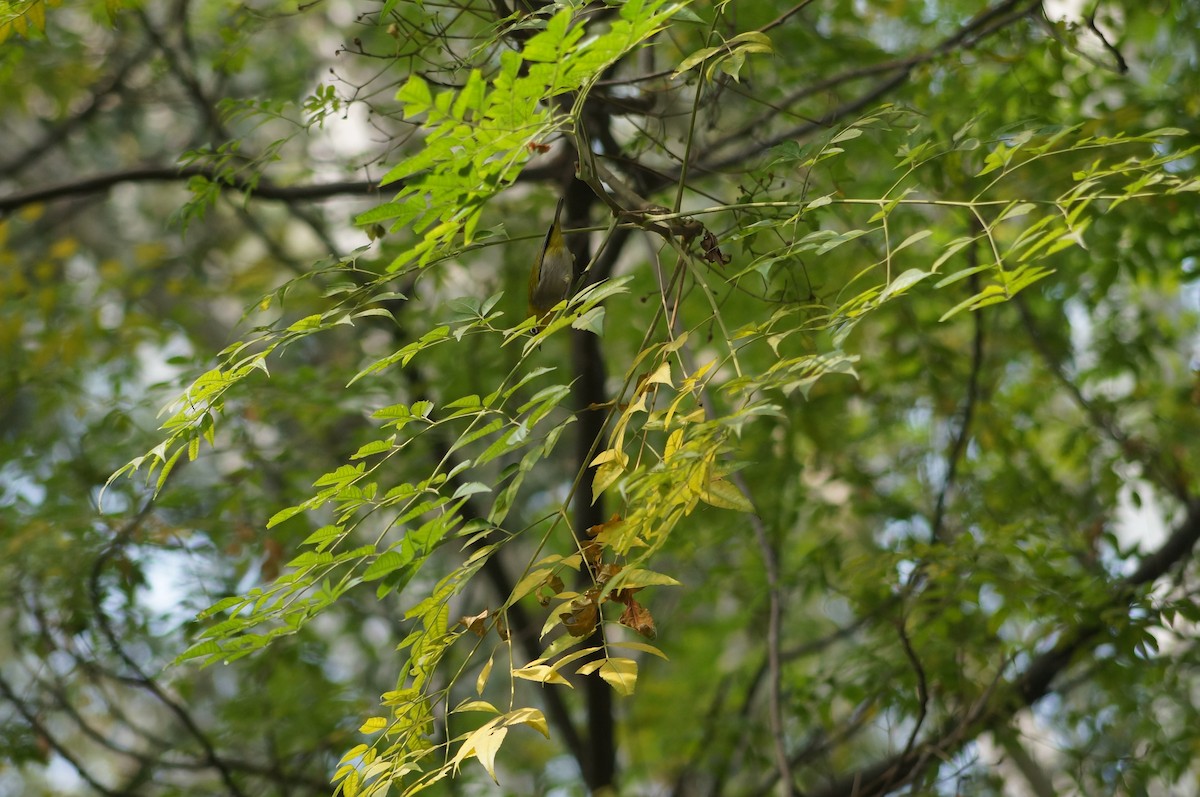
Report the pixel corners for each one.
[2,1,1199,796]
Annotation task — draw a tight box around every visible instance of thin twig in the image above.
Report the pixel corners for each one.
[88,497,249,797]
[697,0,1041,176]
[1014,294,1189,502]
[0,166,377,215]
[932,260,986,541]
[806,499,1200,797]
[895,619,929,759]
[0,671,128,797]
[737,472,796,797]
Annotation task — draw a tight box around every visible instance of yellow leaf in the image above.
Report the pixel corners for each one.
[458,724,508,783]
[609,640,669,660]
[27,0,45,33]
[380,688,419,706]
[475,652,494,695]
[591,451,627,504]
[662,331,690,353]
[338,744,369,765]
[358,716,388,734]
[503,706,549,737]
[578,657,638,696]
[511,663,573,686]
[663,428,684,462]
[589,448,617,466]
[645,361,673,388]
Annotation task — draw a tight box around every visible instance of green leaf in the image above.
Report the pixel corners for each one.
[396,74,432,115]
[350,436,396,460]
[698,477,754,513]
[607,568,682,590]
[878,268,931,302]
[363,550,410,582]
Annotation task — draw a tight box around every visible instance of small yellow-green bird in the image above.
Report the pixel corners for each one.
[528,197,574,328]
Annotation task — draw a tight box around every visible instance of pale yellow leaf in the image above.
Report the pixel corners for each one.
[609,640,669,659]
[576,657,638,696]
[511,663,573,686]
[475,726,507,782]
[646,361,673,388]
[663,428,684,462]
[502,707,549,737]
[592,454,626,504]
[475,652,494,695]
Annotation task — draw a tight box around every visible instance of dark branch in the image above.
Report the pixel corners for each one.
[932,255,987,541]
[88,498,250,797]
[807,498,1200,797]
[695,0,1042,177]
[0,47,150,179]
[0,157,571,216]
[0,166,379,215]
[565,176,618,793]
[0,670,127,797]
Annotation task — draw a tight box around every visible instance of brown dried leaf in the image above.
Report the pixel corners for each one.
[618,597,657,640]
[496,612,510,641]
[596,562,622,589]
[581,539,604,570]
[537,572,567,606]
[459,609,490,637]
[559,598,599,638]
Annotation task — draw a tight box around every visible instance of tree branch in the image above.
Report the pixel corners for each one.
[695,0,1042,177]
[0,166,379,215]
[807,498,1200,797]
[0,670,127,797]
[565,176,618,794]
[0,46,149,179]
[88,498,249,797]
[1015,294,1190,502]
[735,473,795,797]
[932,256,987,541]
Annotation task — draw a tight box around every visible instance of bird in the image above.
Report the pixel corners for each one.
[528,196,574,329]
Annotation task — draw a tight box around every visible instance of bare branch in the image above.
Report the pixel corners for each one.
[1015,295,1190,502]
[88,497,250,797]
[735,472,796,797]
[895,619,929,759]
[806,498,1200,797]
[0,166,378,215]
[696,0,1043,176]
[932,248,987,542]
[0,671,126,797]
